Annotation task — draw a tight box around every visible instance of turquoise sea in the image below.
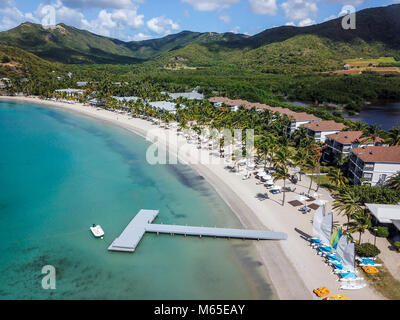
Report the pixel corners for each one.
[0,100,275,300]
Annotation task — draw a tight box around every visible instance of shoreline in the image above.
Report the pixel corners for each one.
[1,96,383,300]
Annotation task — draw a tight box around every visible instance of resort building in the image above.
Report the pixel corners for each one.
[168,90,204,100]
[348,146,400,186]
[209,97,243,112]
[209,97,279,113]
[302,120,347,143]
[112,96,140,103]
[148,101,177,113]
[284,112,321,135]
[89,98,105,107]
[365,204,400,239]
[76,81,88,87]
[55,89,84,96]
[323,131,385,163]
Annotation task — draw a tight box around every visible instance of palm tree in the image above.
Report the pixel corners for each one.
[274,164,291,206]
[293,147,310,182]
[327,168,349,190]
[360,124,382,145]
[311,143,325,192]
[386,127,400,146]
[291,127,309,147]
[333,188,363,226]
[388,171,400,192]
[303,155,317,194]
[344,211,372,244]
[272,146,291,168]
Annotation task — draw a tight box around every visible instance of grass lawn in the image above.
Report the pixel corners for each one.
[344,57,396,67]
[360,258,400,300]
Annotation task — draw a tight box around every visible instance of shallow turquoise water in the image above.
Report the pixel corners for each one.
[0,100,274,300]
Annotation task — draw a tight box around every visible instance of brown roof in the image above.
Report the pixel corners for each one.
[303,120,346,132]
[326,131,384,145]
[351,146,400,163]
[286,112,321,122]
[209,97,321,122]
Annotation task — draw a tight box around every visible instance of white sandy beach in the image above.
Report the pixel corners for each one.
[1,96,384,300]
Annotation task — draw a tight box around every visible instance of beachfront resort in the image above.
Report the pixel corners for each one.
[1,81,400,300]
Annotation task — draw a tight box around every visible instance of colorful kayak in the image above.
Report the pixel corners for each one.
[314,287,330,297]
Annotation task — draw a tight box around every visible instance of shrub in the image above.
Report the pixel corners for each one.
[356,243,381,257]
[374,226,390,238]
[1,55,10,63]
[394,242,400,252]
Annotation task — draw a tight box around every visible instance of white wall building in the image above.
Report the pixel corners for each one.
[148,101,177,113]
[323,131,385,162]
[349,146,400,186]
[302,120,347,143]
[285,112,321,134]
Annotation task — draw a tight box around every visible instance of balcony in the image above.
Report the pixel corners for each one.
[363,163,375,171]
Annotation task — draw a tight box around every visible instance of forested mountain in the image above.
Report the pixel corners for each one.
[0,23,247,64]
[0,44,60,78]
[0,4,399,72]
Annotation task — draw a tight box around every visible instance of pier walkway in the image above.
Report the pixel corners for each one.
[108,209,287,252]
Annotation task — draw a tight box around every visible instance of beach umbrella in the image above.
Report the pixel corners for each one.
[313,199,328,206]
[296,195,309,208]
[247,162,256,169]
[296,195,309,202]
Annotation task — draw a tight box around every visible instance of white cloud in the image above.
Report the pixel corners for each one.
[181,0,239,11]
[219,14,231,24]
[147,16,180,35]
[281,0,318,21]
[61,0,137,9]
[0,3,34,31]
[319,0,364,7]
[249,0,277,15]
[110,9,144,29]
[230,26,240,33]
[285,21,296,26]
[298,18,315,26]
[131,32,152,41]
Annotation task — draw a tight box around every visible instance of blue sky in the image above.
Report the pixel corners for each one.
[0,0,399,41]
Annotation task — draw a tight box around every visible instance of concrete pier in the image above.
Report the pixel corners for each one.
[108,209,287,253]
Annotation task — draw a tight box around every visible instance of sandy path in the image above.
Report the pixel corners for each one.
[0,96,383,300]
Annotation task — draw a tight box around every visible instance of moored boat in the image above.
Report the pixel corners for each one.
[90,224,105,239]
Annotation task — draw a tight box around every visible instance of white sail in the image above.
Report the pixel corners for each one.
[312,205,325,239]
[320,212,333,245]
[336,235,355,271]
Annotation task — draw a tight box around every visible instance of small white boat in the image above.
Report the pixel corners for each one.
[90,224,105,239]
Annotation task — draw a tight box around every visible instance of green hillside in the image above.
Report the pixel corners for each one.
[0,23,141,64]
[0,24,247,64]
[154,4,400,73]
[0,44,61,78]
[0,4,400,73]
